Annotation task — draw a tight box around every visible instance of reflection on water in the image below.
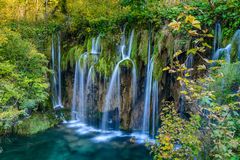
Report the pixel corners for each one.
[0,123,152,160]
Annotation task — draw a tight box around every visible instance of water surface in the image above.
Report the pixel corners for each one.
[0,123,152,160]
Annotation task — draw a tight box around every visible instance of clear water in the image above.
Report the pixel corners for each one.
[0,125,152,160]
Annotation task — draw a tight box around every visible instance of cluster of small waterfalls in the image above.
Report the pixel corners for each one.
[50,23,240,142]
[49,28,159,140]
[66,28,160,140]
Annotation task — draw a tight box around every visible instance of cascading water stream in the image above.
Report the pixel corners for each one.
[101,29,137,131]
[213,22,222,56]
[142,57,154,134]
[91,35,101,54]
[86,65,96,124]
[72,34,101,122]
[79,54,88,122]
[57,34,62,106]
[213,30,240,62]
[101,62,121,130]
[71,54,88,122]
[102,58,137,130]
[142,28,155,134]
[213,44,231,63]
[151,81,159,137]
[51,33,63,109]
[71,60,80,120]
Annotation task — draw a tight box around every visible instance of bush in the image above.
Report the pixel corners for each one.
[0,28,49,131]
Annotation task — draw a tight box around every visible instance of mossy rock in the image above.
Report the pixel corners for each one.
[14,113,60,135]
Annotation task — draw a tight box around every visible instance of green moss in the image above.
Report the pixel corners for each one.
[96,56,116,76]
[14,113,60,135]
[62,45,84,70]
[131,30,138,60]
[87,37,92,53]
[153,55,164,81]
[138,30,149,65]
[153,30,162,56]
[95,33,120,76]
[230,32,240,63]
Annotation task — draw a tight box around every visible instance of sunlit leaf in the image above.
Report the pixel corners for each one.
[163,66,170,71]
[184,5,196,11]
[168,20,181,31]
[197,64,206,70]
[202,43,212,49]
[187,48,198,55]
[188,30,198,36]
[173,50,183,58]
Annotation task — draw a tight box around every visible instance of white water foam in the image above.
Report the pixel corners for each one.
[92,131,123,142]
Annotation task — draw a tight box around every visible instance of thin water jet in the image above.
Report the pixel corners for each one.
[51,33,63,109]
[151,80,159,137]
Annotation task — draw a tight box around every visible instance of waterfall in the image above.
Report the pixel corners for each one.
[185,54,194,69]
[213,44,231,63]
[51,33,63,109]
[151,80,159,137]
[142,57,154,134]
[213,22,222,56]
[86,65,97,125]
[71,54,88,122]
[132,64,137,106]
[71,60,80,119]
[213,30,240,62]
[102,62,121,130]
[91,35,101,54]
[142,29,154,134]
[72,33,101,122]
[120,28,134,59]
[101,29,137,130]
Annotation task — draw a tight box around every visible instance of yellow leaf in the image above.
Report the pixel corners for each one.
[177,13,185,20]
[203,58,210,63]
[185,15,201,29]
[180,91,188,95]
[169,69,176,73]
[184,5,196,11]
[193,38,204,44]
[206,33,214,38]
[168,20,181,31]
[192,22,201,30]
[187,48,198,55]
[173,50,183,58]
[202,29,209,33]
[163,66,170,71]
[198,47,205,53]
[197,64,206,70]
[188,30,198,36]
[185,72,191,77]
[177,76,183,81]
[215,73,224,78]
[185,15,196,24]
[202,42,212,49]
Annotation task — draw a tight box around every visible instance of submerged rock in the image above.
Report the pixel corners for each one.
[14,113,60,135]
